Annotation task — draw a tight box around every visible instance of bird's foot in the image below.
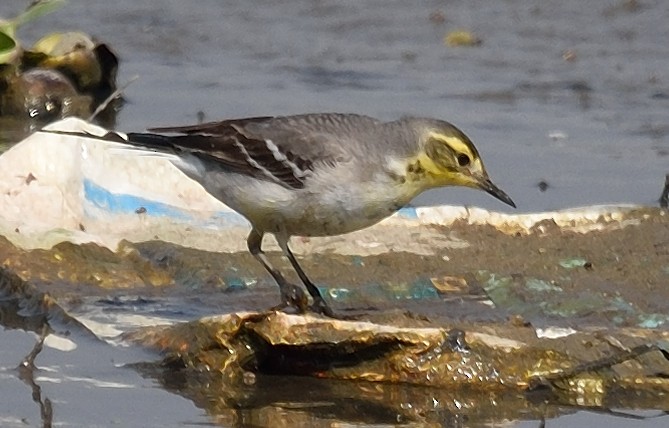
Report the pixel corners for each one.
[308,297,336,318]
[272,283,309,314]
[272,284,340,318]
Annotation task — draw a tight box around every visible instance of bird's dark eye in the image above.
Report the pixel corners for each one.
[457,153,471,167]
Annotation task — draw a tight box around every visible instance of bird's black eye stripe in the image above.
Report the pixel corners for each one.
[457,153,471,167]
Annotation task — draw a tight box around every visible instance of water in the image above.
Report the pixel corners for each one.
[1,0,669,426]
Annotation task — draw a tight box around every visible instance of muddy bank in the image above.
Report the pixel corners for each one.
[1,207,666,327]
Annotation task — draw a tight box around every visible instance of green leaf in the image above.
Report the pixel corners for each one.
[0,30,18,65]
[0,0,67,64]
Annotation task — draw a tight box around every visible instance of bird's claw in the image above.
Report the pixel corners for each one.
[308,297,336,318]
[273,282,309,314]
[273,284,337,318]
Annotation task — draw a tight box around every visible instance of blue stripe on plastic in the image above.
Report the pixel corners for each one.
[83,179,248,226]
[84,179,189,218]
[397,206,418,218]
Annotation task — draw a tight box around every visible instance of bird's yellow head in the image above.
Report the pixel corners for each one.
[403,119,516,208]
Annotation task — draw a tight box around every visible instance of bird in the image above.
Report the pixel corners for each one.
[120,113,516,317]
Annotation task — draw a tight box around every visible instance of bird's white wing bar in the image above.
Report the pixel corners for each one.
[264,138,310,180]
[230,136,296,187]
[224,134,313,188]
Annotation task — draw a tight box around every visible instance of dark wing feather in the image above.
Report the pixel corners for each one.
[128,114,378,189]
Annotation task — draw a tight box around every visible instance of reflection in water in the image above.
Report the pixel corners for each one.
[0,267,96,428]
[135,365,547,427]
[0,268,55,427]
[16,325,54,428]
[138,364,669,427]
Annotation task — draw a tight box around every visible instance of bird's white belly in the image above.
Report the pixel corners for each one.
[201,170,412,237]
[280,191,403,236]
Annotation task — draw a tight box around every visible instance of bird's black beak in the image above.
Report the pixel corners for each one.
[478,178,516,208]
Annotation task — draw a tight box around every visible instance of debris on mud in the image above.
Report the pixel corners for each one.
[0,0,119,140]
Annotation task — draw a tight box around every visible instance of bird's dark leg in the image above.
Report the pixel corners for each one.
[247,229,308,313]
[277,238,335,318]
